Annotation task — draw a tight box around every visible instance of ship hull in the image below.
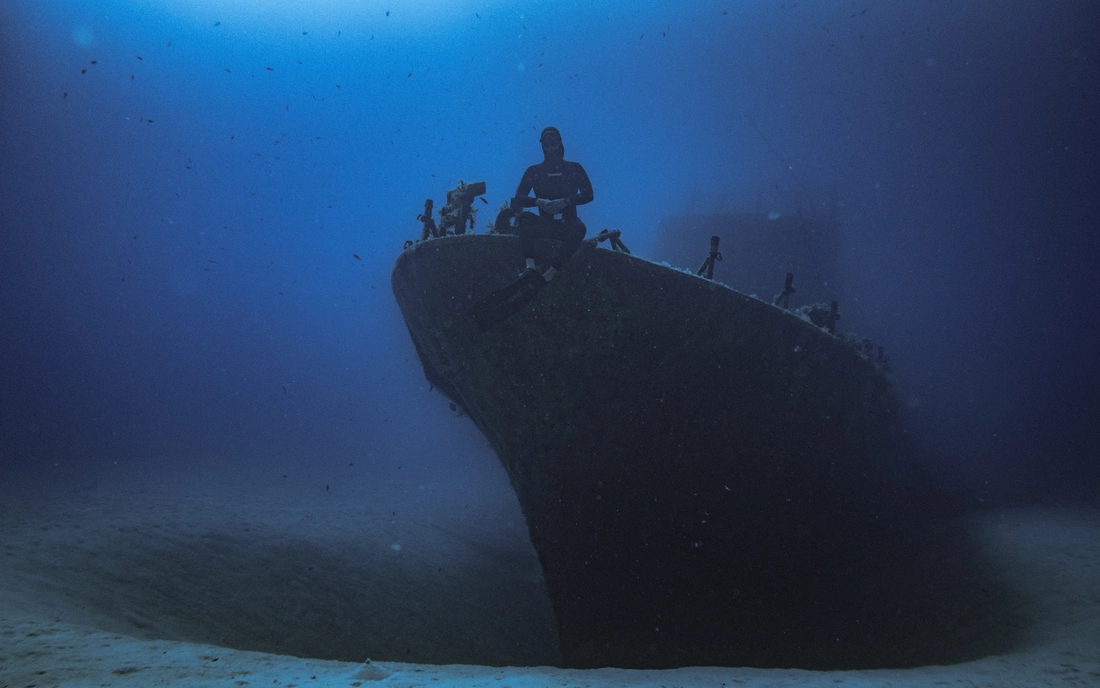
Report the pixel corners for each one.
[392,234,933,669]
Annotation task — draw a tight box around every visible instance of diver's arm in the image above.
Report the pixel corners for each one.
[513,166,538,208]
[568,163,594,207]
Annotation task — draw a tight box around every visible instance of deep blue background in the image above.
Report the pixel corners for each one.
[2,0,1098,501]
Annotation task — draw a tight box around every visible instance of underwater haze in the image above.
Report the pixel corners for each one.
[2,0,1099,501]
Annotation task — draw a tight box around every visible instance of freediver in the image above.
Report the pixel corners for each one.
[468,127,594,331]
[512,126,594,282]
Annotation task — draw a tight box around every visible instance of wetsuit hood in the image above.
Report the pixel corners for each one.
[541,126,565,163]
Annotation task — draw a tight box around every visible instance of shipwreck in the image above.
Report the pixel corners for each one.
[391,185,953,670]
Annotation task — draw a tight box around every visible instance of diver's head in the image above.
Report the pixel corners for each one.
[540,126,564,161]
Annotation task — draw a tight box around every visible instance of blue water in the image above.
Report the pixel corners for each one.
[1,0,1098,501]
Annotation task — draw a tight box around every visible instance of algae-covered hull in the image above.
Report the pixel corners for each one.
[392,234,927,669]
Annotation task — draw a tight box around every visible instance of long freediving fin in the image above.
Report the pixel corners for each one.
[467,269,547,332]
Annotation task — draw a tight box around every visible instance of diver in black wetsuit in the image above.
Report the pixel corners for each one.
[512,126,594,282]
[467,127,594,331]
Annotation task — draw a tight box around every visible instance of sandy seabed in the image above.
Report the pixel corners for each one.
[1,457,1098,688]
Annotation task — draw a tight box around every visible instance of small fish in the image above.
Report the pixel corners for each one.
[265,66,273,71]
[130,75,135,81]
[224,68,231,73]
[166,41,171,46]
[213,21,221,27]
[81,68,87,74]
[90,59,97,64]
[386,10,390,16]
[62,92,67,98]
[353,254,361,260]
[136,55,142,60]
[407,72,412,77]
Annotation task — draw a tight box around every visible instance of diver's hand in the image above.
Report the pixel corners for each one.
[537,197,569,215]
